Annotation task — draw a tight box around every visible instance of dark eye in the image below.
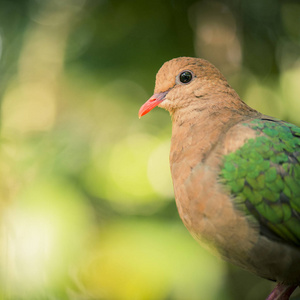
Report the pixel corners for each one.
[179,71,193,84]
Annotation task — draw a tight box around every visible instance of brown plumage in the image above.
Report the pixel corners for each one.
[139,57,300,300]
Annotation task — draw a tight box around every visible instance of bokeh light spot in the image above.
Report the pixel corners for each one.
[147,140,173,198]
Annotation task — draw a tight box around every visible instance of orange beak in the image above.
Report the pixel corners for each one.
[138,91,168,118]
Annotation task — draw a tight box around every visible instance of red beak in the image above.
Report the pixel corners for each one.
[138,91,168,118]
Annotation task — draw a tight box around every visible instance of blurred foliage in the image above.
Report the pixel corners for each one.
[0,0,300,299]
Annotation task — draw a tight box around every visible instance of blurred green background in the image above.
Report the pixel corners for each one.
[0,0,300,299]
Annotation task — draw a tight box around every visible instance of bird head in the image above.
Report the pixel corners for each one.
[138,57,228,118]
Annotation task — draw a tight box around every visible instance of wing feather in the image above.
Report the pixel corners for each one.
[220,118,300,247]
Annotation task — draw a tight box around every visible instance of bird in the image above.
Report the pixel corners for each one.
[138,57,300,300]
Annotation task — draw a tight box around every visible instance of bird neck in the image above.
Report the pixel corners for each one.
[170,88,258,126]
[169,96,260,166]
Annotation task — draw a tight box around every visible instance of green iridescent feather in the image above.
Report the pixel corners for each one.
[220,118,300,246]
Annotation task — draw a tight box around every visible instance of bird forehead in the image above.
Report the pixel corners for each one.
[153,57,214,93]
[154,66,176,93]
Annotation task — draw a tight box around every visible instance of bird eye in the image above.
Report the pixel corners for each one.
[179,70,193,84]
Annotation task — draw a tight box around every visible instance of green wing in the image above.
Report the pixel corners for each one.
[220,118,300,247]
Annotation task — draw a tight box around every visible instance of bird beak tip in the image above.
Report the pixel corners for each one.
[138,91,168,118]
